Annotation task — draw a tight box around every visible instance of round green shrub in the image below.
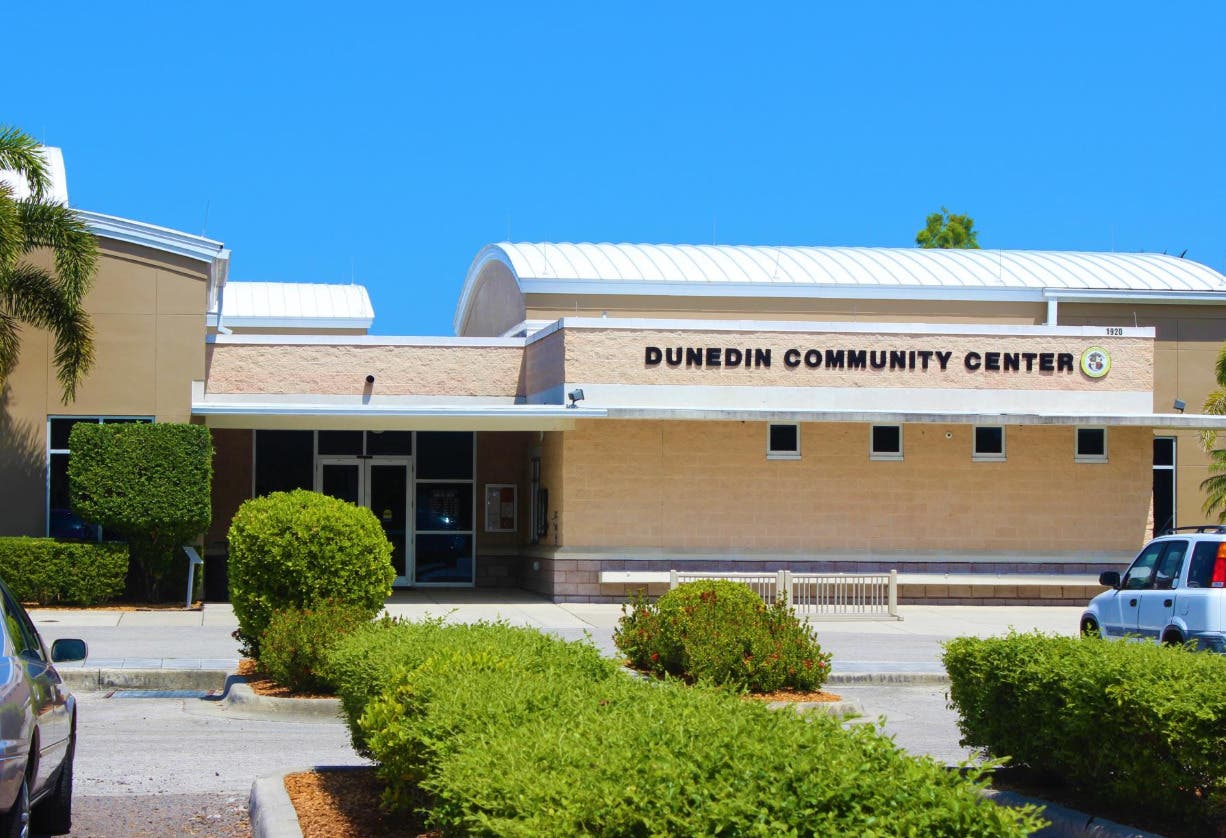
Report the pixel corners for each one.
[227,489,395,655]
[614,579,831,692]
[258,599,372,693]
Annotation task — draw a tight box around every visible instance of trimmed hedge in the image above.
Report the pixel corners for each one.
[69,422,212,601]
[0,537,126,605]
[228,490,395,656]
[615,579,832,692]
[945,632,1226,830]
[329,621,1044,836]
[323,618,617,757]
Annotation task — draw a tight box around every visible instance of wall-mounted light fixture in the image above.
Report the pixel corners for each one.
[567,388,585,408]
[1173,398,1186,413]
[365,374,376,385]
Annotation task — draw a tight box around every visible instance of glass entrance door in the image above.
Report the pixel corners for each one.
[317,457,414,587]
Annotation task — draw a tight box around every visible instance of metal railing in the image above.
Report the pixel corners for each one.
[670,569,899,620]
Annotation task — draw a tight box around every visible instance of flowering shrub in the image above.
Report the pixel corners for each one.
[614,579,831,692]
[257,599,372,693]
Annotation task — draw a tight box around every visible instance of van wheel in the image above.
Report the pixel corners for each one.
[1162,630,1185,647]
[1080,616,1102,638]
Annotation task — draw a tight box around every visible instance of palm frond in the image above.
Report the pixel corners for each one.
[1198,389,1226,451]
[16,200,98,304]
[0,263,94,401]
[0,126,49,199]
[0,310,19,381]
[1200,449,1226,523]
[0,187,21,271]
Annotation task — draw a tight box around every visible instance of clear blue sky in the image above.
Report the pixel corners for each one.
[8,2,1225,335]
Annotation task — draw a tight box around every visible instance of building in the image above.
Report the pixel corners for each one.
[5,155,1226,602]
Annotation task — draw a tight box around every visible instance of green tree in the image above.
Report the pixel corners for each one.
[916,207,980,249]
[68,423,213,601]
[1198,344,1226,521]
[0,125,98,401]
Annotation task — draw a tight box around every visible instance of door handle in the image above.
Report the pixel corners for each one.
[1164,599,1173,607]
[1129,598,1137,607]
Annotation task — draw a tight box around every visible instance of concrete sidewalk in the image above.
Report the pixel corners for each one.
[28,591,1085,685]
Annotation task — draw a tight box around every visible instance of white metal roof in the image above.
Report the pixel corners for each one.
[457,242,1226,333]
[219,282,374,330]
[498,242,1226,291]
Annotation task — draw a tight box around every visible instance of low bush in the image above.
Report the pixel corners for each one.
[323,619,616,757]
[945,632,1226,831]
[257,599,373,693]
[0,537,127,605]
[337,620,1044,836]
[614,579,832,692]
[227,490,395,656]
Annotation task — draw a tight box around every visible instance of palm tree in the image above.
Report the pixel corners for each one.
[1199,344,1226,520]
[0,125,98,401]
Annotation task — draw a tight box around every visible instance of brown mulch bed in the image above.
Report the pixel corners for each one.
[235,658,335,698]
[741,688,842,703]
[285,768,435,838]
[29,601,204,611]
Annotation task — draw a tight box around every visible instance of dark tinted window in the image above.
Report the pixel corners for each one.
[871,425,901,456]
[1153,437,1175,467]
[417,432,473,479]
[1187,541,1225,588]
[1077,428,1106,458]
[417,484,473,531]
[366,431,412,456]
[254,431,314,496]
[974,426,1004,456]
[50,418,88,450]
[768,424,799,455]
[317,431,363,456]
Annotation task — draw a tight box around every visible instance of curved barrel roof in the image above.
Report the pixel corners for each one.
[456,242,1226,334]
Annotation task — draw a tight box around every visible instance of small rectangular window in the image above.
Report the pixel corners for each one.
[767,424,800,459]
[1076,428,1107,462]
[870,425,902,461]
[973,426,1005,461]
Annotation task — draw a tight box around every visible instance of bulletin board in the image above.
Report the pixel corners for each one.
[484,484,517,532]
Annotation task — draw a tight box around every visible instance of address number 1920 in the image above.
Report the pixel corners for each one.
[1105,327,1124,336]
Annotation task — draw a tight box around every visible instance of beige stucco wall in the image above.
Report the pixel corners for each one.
[523,330,564,398]
[1062,303,1226,529]
[459,261,526,336]
[558,328,1150,393]
[204,343,526,397]
[553,419,1152,555]
[0,238,210,536]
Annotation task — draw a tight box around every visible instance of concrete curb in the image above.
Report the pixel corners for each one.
[249,769,305,838]
[60,667,231,692]
[827,671,949,686]
[246,767,1160,838]
[220,680,343,719]
[767,699,863,716]
[984,789,1164,838]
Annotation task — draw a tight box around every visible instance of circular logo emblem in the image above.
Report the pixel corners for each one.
[1080,347,1111,378]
